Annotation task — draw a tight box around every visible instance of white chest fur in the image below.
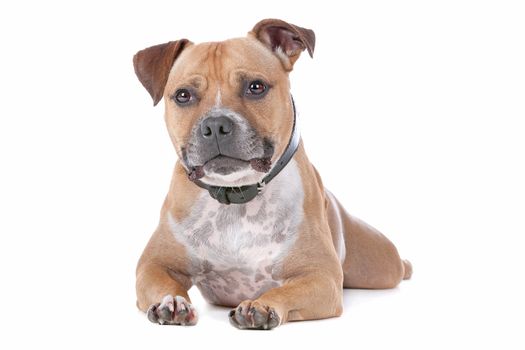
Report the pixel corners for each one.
[168,160,304,306]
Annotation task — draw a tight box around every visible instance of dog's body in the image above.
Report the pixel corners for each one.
[134,19,411,329]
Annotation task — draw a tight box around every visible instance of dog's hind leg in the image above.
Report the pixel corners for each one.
[325,191,412,289]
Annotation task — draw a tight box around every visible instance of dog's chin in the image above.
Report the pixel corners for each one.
[201,156,264,187]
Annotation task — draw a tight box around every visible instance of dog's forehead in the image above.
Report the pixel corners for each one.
[169,37,284,83]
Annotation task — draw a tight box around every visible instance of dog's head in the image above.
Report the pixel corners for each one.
[133,19,314,186]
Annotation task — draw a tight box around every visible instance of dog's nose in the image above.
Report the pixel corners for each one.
[200,116,234,139]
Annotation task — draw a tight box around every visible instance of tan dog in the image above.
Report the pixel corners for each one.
[133,18,412,330]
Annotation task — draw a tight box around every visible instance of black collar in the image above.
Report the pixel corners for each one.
[190,96,300,205]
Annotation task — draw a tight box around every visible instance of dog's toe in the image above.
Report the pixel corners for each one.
[147,303,161,323]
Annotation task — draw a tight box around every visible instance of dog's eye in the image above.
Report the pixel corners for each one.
[174,89,192,104]
[246,80,267,96]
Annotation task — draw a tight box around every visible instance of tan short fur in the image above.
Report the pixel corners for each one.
[133,19,411,329]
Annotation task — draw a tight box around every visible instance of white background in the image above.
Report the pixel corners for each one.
[1,0,524,348]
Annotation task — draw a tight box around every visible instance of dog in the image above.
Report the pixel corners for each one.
[133,18,412,330]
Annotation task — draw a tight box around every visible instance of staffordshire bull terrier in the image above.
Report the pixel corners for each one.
[133,18,412,330]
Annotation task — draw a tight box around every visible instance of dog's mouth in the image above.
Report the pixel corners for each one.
[204,155,250,176]
[188,155,272,181]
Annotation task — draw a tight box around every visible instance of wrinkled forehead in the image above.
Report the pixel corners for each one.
[167,37,285,89]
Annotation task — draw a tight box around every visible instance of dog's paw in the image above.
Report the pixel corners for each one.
[147,295,198,326]
[228,300,280,330]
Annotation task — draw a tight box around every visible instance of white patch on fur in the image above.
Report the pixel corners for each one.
[204,168,264,187]
[168,160,304,306]
[275,46,289,61]
[214,88,222,107]
[274,46,293,70]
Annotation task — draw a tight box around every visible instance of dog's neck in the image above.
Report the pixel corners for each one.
[187,96,300,205]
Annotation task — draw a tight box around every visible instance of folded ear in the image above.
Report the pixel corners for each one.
[250,19,315,70]
[133,39,191,106]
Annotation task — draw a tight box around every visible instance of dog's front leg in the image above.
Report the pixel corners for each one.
[136,260,197,326]
[135,222,199,326]
[228,273,343,330]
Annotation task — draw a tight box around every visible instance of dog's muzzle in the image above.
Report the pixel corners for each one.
[184,96,300,205]
[183,109,270,178]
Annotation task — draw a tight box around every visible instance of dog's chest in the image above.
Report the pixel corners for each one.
[168,160,304,306]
